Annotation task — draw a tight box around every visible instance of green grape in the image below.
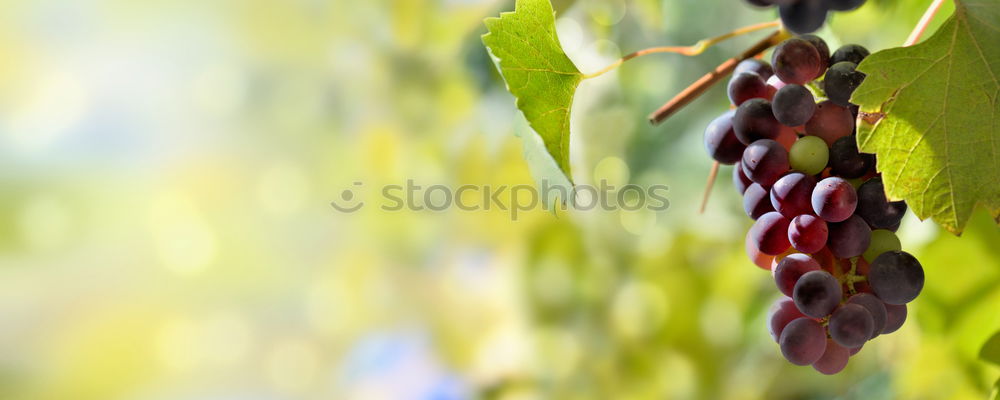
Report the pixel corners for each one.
[846,177,865,189]
[863,229,902,261]
[789,135,829,175]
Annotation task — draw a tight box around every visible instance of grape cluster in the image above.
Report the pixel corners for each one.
[743,0,867,34]
[704,36,925,374]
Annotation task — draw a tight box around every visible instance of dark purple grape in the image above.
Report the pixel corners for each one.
[704,110,747,164]
[828,0,866,11]
[857,178,908,230]
[799,34,830,72]
[886,220,901,232]
[793,270,841,318]
[779,0,830,35]
[829,135,874,178]
[742,139,790,187]
[774,253,821,297]
[824,61,866,107]
[849,345,863,356]
[846,293,887,338]
[771,37,823,84]
[728,72,772,106]
[772,84,817,126]
[829,303,874,348]
[734,59,774,80]
[806,100,854,146]
[734,165,752,195]
[734,99,783,145]
[870,251,924,304]
[768,297,807,342]
[813,339,850,375]
[779,318,827,365]
[788,214,828,253]
[831,44,870,65]
[812,177,857,222]
[882,303,907,334]
[745,183,776,220]
[770,172,816,218]
[745,0,798,7]
[749,211,792,255]
[827,215,872,258]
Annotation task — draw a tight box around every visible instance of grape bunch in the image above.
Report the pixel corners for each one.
[743,0,867,34]
[703,36,925,374]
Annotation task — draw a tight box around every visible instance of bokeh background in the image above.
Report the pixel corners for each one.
[0,0,998,399]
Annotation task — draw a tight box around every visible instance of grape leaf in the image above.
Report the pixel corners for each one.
[483,0,582,182]
[982,331,1000,366]
[852,0,1000,235]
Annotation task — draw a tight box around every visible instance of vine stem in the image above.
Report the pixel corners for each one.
[581,20,781,80]
[648,0,944,128]
[649,29,789,125]
[699,161,720,214]
[905,0,947,47]
[683,0,940,214]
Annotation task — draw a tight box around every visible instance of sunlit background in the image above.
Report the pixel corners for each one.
[0,0,998,399]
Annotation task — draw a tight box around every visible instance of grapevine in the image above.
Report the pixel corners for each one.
[722,33,925,373]
[483,0,1000,377]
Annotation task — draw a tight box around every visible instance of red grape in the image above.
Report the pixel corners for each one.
[749,211,792,255]
[733,165,752,195]
[805,100,853,146]
[847,293,888,339]
[742,139,790,187]
[788,214,828,253]
[704,110,747,164]
[728,72,772,106]
[770,172,816,218]
[793,270,841,318]
[882,303,907,334]
[813,339,849,375]
[771,37,822,84]
[774,253,821,297]
[768,297,806,342]
[734,99,784,145]
[744,183,776,220]
[829,303,874,348]
[827,214,871,258]
[779,317,826,365]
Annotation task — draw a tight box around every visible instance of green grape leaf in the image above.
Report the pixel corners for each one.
[483,0,582,183]
[852,0,1000,235]
[982,331,1000,366]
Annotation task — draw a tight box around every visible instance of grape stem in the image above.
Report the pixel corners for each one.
[581,20,781,80]
[698,161,720,214]
[841,257,868,295]
[904,0,947,47]
[648,29,790,125]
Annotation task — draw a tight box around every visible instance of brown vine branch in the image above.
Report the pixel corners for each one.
[699,161,720,214]
[582,20,781,80]
[648,29,788,126]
